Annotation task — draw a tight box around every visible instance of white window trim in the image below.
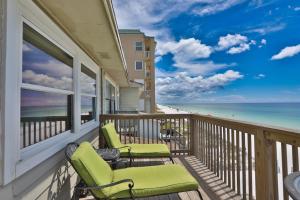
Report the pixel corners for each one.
[135,41,143,51]
[2,0,102,185]
[135,60,144,71]
[80,63,98,126]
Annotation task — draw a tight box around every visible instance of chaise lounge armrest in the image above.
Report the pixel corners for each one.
[75,178,134,191]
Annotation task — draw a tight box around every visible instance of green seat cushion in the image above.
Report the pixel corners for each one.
[70,142,113,198]
[119,144,171,157]
[110,164,199,199]
[102,123,123,148]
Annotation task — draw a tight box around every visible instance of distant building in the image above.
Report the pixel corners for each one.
[119,29,156,113]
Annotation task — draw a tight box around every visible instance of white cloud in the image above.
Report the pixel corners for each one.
[22,70,73,90]
[227,43,250,54]
[192,0,245,16]
[271,44,300,60]
[155,56,162,63]
[258,39,267,48]
[217,34,248,50]
[216,34,255,54]
[156,70,243,102]
[158,38,212,59]
[254,73,266,79]
[113,0,250,58]
[245,23,286,35]
[157,38,237,74]
[23,43,33,52]
[174,60,235,75]
[294,7,300,11]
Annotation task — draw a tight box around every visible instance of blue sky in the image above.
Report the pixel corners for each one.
[114,0,300,103]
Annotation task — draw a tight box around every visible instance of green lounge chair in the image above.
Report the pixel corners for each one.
[101,123,173,165]
[66,142,202,200]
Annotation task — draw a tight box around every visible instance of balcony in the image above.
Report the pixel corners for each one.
[145,51,151,59]
[97,113,300,200]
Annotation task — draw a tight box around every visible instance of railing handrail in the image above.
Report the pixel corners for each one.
[101,113,300,142]
[100,113,300,199]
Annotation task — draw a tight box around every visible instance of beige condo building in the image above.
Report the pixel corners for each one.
[119,29,156,113]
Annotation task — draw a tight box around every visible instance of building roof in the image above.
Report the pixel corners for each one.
[119,29,144,34]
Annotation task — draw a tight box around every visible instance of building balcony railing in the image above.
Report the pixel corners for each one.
[145,51,151,59]
[100,113,300,200]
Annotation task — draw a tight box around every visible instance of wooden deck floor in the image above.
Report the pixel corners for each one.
[81,156,241,200]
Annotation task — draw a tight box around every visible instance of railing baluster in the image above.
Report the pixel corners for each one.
[220,125,223,180]
[227,127,231,188]
[281,143,288,200]
[213,124,216,174]
[223,126,227,184]
[147,118,150,144]
[248,133,253,200]
[217,125,220,177]
[22,122,26,148]
[209,123,212,170]
[156,117,159,144]
[237,131,241,195]
[292,146,299,172]
[28,121,32,146]
[242,132,246,200]
[232,129,236,191]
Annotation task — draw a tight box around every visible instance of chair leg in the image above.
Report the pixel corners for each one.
[170,156,174,164]
[196,189,203,200]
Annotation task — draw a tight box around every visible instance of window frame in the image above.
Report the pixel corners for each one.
[135,41,143,51]
[20,21,75,149]
[135,60,144,71]
[80,64,97,126]
[1,11,101,184]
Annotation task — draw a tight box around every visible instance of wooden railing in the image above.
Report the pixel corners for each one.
[100,113,300,200]
[21,114,93,148]
[21,116,70,148]
[100,114,191,155]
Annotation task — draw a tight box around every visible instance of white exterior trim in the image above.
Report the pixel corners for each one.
[2,0,103,185]
[135,60,144,71]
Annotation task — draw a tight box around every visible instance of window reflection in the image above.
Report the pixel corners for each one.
[20,89,73,148]
[80,65,96,95]
[21,23,74,149]
[22,23,73,91]
[81,65,96,124]
[81,96,96,124]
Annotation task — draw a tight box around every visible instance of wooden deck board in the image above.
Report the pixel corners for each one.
[80,156,241,200]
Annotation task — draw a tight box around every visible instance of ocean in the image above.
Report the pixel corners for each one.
[163,103,300,131]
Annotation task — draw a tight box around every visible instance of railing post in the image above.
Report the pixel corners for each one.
[255,129,278,200]
[98,115,105,148]
[190,115,198,157]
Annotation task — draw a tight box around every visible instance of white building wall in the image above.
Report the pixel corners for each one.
[119,87,139,111]
[0,0,120,199]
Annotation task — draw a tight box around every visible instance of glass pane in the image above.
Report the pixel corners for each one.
[81,96,96,124]
[135,61,143,70]
[20,89,73,148]
[136,42,143,51]
[22,24,73,91]
[81,65,96,95]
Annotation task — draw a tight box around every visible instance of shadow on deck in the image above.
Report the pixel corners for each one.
[80,156,241,200]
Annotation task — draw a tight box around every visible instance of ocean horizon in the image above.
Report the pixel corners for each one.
[162,102,300,131]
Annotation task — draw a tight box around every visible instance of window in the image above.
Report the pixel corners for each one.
[21,23,74,148]
[135,41,143,51]
[105,81,116,114]
[135,61,143,70]
[80,65,96,124]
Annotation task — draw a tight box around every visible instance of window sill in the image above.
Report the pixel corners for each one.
[16,121,99,178]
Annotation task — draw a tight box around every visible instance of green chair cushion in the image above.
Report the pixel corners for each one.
[110,164,199,199]
[102,123,123,148]
[70,142,113,198]
[119,143,171,157]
